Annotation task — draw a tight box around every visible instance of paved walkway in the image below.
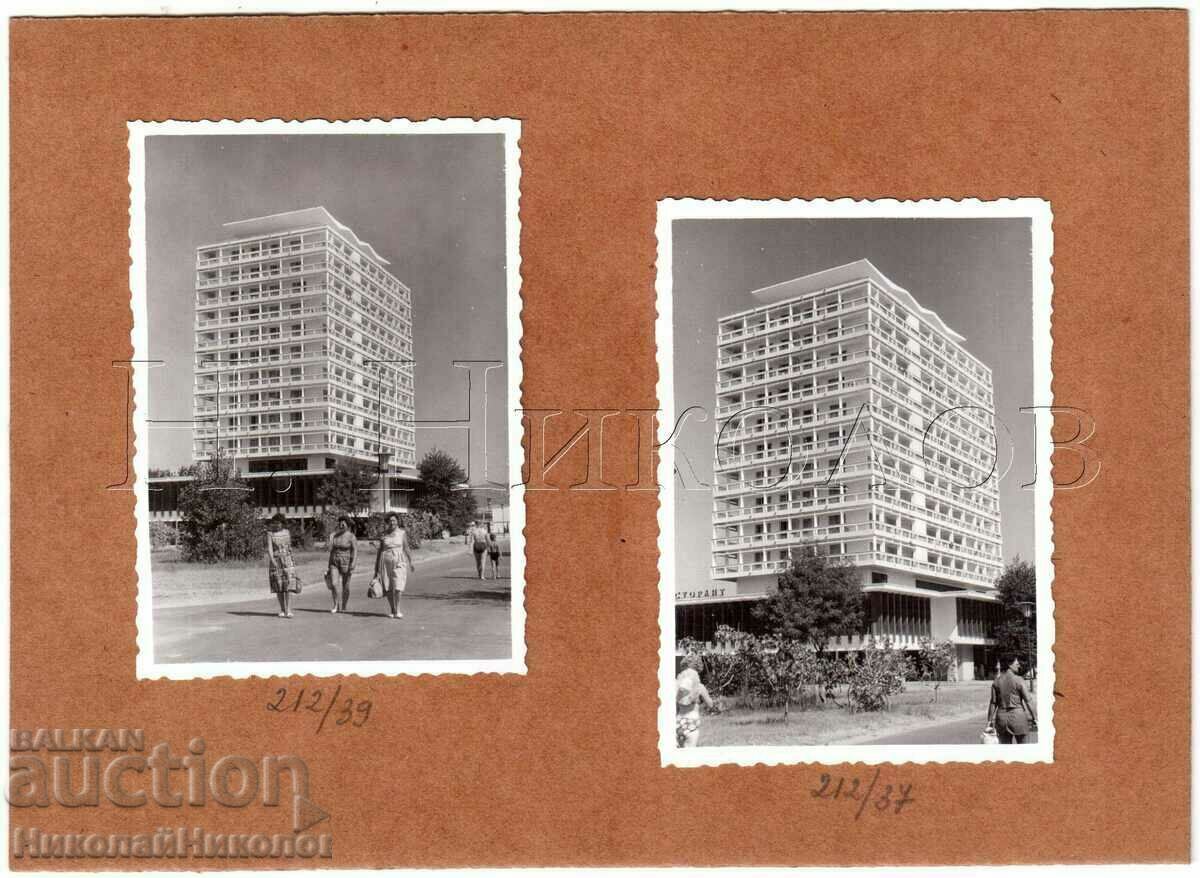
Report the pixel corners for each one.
[153,545,511,664]
[858,714,1040,746]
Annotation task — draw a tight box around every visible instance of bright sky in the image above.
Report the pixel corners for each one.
[670,218,1037,592]
[144,133,510,482]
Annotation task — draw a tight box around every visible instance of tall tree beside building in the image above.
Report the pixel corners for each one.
[315,461,378,518]
[993,557,1037,667]
[411,449,476,534]
[752,546,868,654]
[177,458,264,562]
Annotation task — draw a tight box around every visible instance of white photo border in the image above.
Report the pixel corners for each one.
[655,197,1055,766]
[128,117,526,680]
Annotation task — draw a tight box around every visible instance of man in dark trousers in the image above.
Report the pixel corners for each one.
[987,654,1038,744]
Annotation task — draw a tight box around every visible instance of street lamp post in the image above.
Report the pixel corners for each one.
[1017,600,1036,693]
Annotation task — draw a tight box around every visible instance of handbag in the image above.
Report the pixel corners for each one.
[980,724,999,745]
[289,571,303,595]
[367,575,383,599]
[324,569,336,592]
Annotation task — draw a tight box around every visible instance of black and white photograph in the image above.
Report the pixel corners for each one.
[129,119,524,678]
[655,199,1054,765]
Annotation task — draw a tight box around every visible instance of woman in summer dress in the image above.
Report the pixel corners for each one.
[266,512,300,619]
[675,655,715,747]
[373,513,414,619]
[326,515,358,614]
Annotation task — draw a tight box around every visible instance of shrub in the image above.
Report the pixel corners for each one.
[846,638,912,712]
[285,518,319,551]
[178,460,264,563]
[361,512,437,550]
[149,520,177,549]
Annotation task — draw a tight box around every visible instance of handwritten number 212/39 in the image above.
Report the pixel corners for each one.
[266,687,372,731]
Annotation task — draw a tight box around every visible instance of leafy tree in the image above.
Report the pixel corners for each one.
[916,637,957,701]
[315,461,378,518]
[411,449,477,534]
[752,546,867,654]
[177,458,264,562]
[994,558,1037,668]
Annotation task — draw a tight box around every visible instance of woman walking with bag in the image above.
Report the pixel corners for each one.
[373,514,414,620]
[325,515,358,614]
[985,654,1038,744]
[266,512,301,619]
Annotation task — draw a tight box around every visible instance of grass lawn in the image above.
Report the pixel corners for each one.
[698,680,992,747]
[151,537,477,609]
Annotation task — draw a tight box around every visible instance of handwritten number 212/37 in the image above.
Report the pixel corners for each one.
[266,687,372,731]
[811,773,915,815]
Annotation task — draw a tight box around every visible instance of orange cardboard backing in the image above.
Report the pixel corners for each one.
[8,11,1190,866]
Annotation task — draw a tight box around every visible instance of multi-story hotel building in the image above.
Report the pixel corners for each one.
[151,207,418,520]
[679,259,1006,679]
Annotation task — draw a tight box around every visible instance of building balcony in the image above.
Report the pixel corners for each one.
[716,325,870,392]
[869,401,999,481]
[711,488,876,525]
[193,397,328,416]
[196,282,328,310]
[196,238,326,270]
[871,378,996,459]
[195,349,327,372]
[870,346,994,434]
[195,328,328,353]
[327,259,413,330]
[715,350,871,415]
[713,458,877,498]
[197,260,327,290]
[714,433,867,470]
[711,549,997,589]
[716,403,870,447]
[195,370,325,392]
[872,490,1000,544]
[870,300,992,396]
[714,376,872,425]
[717,295,869,344]
[195,304,328,330]
[711,482,1000,544]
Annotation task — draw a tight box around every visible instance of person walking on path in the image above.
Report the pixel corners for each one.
[326,515,358,614]
[465,521,490,580]
[676,656,716,748]
[266,513,300,619]
[374,513,414,620]
[986,654,1038,744]
[486,531,502,580]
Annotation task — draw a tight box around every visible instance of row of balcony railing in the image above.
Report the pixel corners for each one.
[711,549,998,588]
[714,425,997,495]
[717,295,869,346]
[195,256,411,328]
[871,300,991,396]
[196,236,327,269]
[717,294,993,402]
[712,449,999,519]
[716,325,870,391]
[719,345,994,449]
[712,486,999,541]
[196,327,327,353]
[711,520,1000,565]
[196,345,414,389]
[717,281,988,372]
[195,416,415,449]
